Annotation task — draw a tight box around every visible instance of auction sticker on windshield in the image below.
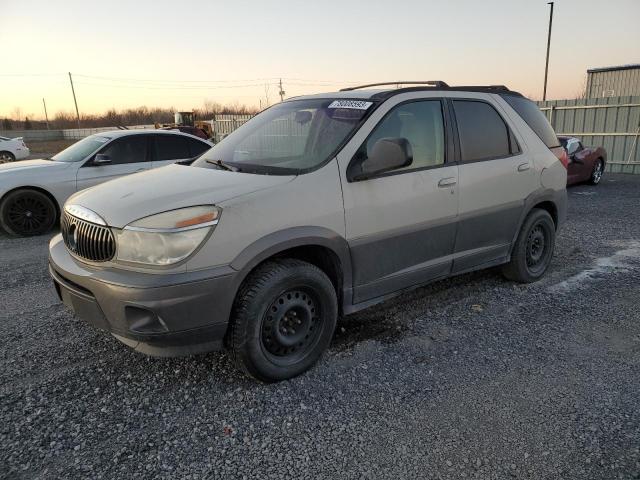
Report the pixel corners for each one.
[328,100,373,110]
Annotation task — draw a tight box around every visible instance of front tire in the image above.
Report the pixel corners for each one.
[589,159,604,185]
[0,189,57,236]
[502,209,555,283]
[229,258,338,382]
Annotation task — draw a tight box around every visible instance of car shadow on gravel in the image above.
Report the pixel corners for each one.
[332,267,502,351]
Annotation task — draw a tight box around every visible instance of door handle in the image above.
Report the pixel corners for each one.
[517,162,530,172]
[438,177,457,188]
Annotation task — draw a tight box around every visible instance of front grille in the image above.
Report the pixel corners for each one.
[61,212,115,262]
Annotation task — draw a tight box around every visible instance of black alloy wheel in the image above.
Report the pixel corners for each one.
[0,189,57,236]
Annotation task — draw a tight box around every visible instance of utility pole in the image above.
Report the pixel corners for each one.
[542,2,554,101]
[42,98,50,130]
[68,72,81,129]
[278,78,285,102]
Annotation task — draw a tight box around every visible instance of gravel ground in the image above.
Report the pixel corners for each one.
[1,174,639,480]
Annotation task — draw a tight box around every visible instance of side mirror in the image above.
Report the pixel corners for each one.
[93,154,112,165]
[351,138,413,181]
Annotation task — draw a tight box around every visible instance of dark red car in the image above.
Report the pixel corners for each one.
[559,136,607,186]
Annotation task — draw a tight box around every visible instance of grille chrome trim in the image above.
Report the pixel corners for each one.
[61,212,115,262]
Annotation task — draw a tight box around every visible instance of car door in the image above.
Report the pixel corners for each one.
[567,139,592,182]
[450,96,536,273]
[151,134,202,168]
[566,138,583,183]
[76,135,151,191]
[339,97,459,304]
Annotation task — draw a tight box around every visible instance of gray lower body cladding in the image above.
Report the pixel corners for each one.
[49,235,235,356]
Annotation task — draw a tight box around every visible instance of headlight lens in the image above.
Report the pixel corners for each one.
[115,206,220,266]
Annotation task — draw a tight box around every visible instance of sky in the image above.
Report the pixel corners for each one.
[1,0,638,119]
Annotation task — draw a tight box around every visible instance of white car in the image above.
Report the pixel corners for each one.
[0,136,30,162]
[0,130,211,236]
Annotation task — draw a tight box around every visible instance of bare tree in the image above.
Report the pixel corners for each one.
[263,83,271,108]
[573,74,587,100]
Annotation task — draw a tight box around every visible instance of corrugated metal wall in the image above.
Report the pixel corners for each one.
[586,68,640,98]
[537,96,640,170]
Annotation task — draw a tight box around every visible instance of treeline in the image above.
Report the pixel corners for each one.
[1,101,258,130]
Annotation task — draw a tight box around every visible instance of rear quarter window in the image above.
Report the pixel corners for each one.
[500,94,560,148]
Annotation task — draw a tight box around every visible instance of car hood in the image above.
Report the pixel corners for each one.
[68,164,295,228]
[0,159,69,173]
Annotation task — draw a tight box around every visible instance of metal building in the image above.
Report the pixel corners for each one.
[585,64,640,98]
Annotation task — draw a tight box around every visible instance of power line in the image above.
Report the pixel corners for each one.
[73,81,282,90]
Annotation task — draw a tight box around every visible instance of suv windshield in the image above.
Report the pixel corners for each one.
[192,99,375,175]
[51,136,110,162]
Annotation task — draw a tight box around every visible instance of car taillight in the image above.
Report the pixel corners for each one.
[551,146,568,169]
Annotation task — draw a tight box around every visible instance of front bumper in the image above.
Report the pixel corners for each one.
[49,234,237,356]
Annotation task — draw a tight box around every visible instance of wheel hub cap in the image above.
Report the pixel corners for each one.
[526,226,546,266]
[262,290,319,357]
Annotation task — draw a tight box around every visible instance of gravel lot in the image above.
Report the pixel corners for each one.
[1,174,639,480]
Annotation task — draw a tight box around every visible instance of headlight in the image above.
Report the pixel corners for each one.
[115,206,220,266]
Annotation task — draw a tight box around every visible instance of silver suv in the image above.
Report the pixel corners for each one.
[49,81,568,382]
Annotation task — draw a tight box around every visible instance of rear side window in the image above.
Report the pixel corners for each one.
[500,94,560,148]
[187,138,210,157]
[155,135,191,161]
[453,100,512,162]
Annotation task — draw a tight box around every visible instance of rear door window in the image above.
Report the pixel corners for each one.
[154,135,191,161]
[500,94,560,148]
[452,100,512,162]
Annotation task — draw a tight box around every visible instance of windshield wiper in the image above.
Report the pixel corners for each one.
[206,159,240,172]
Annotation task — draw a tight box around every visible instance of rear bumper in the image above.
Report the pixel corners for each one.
[48,234,237,356]
[14,147,29,160]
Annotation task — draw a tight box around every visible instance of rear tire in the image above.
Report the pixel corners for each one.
[0,151,16,163]
[229,258,338,382]
[589,159,604,185]
[0,189,57,237]
[502,209,555,283]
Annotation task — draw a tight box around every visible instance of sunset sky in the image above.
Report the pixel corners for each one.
[1,0,638,120]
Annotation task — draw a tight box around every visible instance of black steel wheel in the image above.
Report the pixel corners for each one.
[502,208,555,283]
[230,258,338,382]
[0,189,57,236]
[589,159,604,185]
[261,289,323,362]
[0,151,16,163]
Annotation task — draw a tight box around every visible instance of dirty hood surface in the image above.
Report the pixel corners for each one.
[68,164,294,227]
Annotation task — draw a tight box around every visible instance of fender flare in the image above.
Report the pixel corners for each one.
[229,225,353,301]
[510,188,567,249]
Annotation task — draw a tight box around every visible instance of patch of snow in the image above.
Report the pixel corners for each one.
[550,241,640,292]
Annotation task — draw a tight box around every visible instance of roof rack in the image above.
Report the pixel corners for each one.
[454,85,511,92]
[340,81,449,92]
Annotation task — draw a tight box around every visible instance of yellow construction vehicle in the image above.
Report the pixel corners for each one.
[155,111,213,140]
